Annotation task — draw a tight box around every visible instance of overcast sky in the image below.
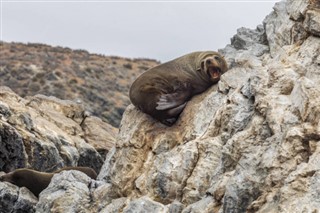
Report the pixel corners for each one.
[1,0,277,62]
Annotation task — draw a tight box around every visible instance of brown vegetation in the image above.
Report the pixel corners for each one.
[0,41,159,127]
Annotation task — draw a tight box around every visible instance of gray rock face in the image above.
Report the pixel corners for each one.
[36,171,94,213]
[0,181,38,213]
[0,87,116,174]
[1,0,320,212]
[0,122,27,172]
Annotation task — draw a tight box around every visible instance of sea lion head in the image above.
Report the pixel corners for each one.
[0,169,53,197]
[0,171,24,187]
[0,169,29,187]
[197,51,228,83]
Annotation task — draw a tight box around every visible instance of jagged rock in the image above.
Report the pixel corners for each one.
[122,197,168,213]
[1,0,320,212]
[0,122,27,172]
[0,181,38,213]
[303,8,320,36]
[0,86,116,173]
[167,201,184,213]
[99,197,129,213]
[81,116,118,156]
[181,196,216,213]
[35,171,94,213]
[230,25,269,57]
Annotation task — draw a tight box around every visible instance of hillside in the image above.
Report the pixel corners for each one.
[0,42,159,127]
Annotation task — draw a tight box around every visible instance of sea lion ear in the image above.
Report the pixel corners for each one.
[197,61,205,72]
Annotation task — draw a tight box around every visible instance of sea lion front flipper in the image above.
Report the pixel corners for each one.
[156,92,190,110]
[156,94,180,110]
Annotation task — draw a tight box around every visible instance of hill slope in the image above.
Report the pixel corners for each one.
[0,42,159,127]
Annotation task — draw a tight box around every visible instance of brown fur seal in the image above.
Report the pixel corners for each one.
[55,166,97,179]
[129,51,228,126]
[0,166,97,197]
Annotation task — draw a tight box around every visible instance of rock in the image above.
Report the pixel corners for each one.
[303,9,320,36]
[122,197,168,213]
[182,196,217,213]
[286,0,309,21]
[99,197,129,213]
[290,77,320,124]
[81,115,118,158]
[0,121,27,172]
[36,170,94,213]
[91,180,122,212]
[0,182,38,213]
[167,200,184,213]
[0,86,117,210]
[0,86,115,173]
[264,1,294,56]
[230,25,269,57]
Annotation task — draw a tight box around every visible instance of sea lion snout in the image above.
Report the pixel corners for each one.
[207,66,221,81]
[204,58,222,81]
[0,172,12,183]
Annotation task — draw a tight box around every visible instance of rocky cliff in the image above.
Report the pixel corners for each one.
[0,0,320,212]
[0,42,159,127]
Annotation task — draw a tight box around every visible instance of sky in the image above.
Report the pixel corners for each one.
[1,0,277,62]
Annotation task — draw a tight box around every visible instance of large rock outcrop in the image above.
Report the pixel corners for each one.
[0,86,117,172]
[0,86,118,212]
[1,0,320,212]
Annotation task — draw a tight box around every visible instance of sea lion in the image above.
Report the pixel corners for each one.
[0,166,97,197]
[55,166,97,179]
[129,51,228,126]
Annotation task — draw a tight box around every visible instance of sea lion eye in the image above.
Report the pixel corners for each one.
[214,56,220,61]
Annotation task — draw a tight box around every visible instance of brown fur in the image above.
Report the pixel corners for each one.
[54,166,97,180]
[0,166,97,197]
[129,51,228,126]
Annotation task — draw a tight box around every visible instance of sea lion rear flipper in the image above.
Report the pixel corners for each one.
[159,103,187,126]
[167,102,187,116]
[156,92,190,110]
[161,118,176,126]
